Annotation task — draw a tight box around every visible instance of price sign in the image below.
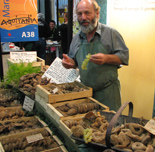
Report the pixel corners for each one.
[10,51,37,63]
[26,133,44,143]
[144,119,155,135]
[23,96,35,112]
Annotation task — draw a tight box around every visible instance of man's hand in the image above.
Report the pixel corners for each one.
[62,54,76,69]
[90,53,122,65]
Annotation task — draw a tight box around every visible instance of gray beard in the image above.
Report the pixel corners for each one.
[80,23,95,33]
[79,17,98,33]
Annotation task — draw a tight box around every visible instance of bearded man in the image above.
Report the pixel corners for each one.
[62,0,129,111]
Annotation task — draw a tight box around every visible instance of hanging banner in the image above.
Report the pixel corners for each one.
[0,0,38,42]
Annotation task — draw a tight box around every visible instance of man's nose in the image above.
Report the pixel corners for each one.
[81,13,87,20]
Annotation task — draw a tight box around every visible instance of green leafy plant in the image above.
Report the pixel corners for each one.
[4,62,41,86]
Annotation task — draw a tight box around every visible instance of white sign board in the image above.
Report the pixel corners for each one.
[23,96,35,112]
[10,51,37,63]
[42,57,79,84]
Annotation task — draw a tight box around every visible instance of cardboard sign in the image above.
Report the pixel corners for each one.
[10,51,37,63]
[26,133,44,143]
[144,119,155,135]
[0,0,38,42]
[23,96,35,112]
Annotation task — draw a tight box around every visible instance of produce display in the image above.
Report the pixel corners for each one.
[0,128,59,152]
[18,73,50,99]
[70,112,155,152]
[56,99,100,116]
[0,89,21,107]
[42,82,88,95]
[4,62,41,85]
[0,117,45,136]
[0,108,25,121]
[1,61,154,152]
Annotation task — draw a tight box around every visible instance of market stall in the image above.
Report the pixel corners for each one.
[0,58,155,152]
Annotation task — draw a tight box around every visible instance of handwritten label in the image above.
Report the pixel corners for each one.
[144,119,155,135]
[53,87,59,94]
[23,96,35,112]
[26,133,44,143]
[0,143,5,152]
[10,51,37,63]
[42,57,79,84]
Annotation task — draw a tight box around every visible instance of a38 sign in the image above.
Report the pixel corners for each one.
[22,31,35,37]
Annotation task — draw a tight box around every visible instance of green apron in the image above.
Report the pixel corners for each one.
[76,39,121,111]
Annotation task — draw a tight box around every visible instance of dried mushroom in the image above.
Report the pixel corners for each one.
[18,73,51,99]
[0,129,59,152]
[56,99,101,116]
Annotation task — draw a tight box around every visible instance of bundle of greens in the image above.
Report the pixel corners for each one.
[4,62,41,86]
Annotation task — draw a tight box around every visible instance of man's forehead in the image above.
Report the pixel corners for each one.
[78,0,93,7]
[79,0,92,4]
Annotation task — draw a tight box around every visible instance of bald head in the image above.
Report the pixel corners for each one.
[76,0,100,13]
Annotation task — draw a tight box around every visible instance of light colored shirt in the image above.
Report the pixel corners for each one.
[69,22,129,65]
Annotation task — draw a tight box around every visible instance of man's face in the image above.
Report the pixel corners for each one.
[76,0,99,33]
[49,22,55,30]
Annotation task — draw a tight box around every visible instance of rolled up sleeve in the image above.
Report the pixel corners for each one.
[112,29,129,65]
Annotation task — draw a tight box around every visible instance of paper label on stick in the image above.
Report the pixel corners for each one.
[0,142,5,152]
[26,133,44,143]
[23,96,35,112]
[53,87,58,94]
[144,119,155,135]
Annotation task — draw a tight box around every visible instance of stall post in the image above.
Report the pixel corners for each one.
[153,90,155,117]
[0,42,4,81]
[56,0,59,35]
[67,0,73,53]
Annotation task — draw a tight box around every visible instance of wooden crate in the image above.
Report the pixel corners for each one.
[44,145,68,152]
[35,92,109,125]
[35,92,63,125]
[7,56,45,67]
[0,116,48,137]
[0,88,22,107]
[59,114,85,138]
[36,81,93,103]
[59,109,115,139]
[0,127,65,152]
[0,106,27,121]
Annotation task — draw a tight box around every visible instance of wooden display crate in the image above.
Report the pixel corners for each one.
[59,110,116,139]
[35,92,109,125]
[0,106,30,122]
[59,114,85,138]
[7,56,45,67]
[0,88,22,107]
[44,145,68,152]
[0,116,48,137]
[36,81,93,104]
[0,127,65,152]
